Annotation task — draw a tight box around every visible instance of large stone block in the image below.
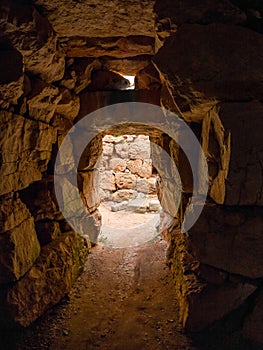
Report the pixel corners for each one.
[202,101,263,205]
[109,158,126,172]
[129,139,151,159]
[99,171,116,191]
[166,227,256,332]
[188,203,263,279]
[0,1,65,83]
[115,172,136,190]
[153,23,263,122]
[112,189,136,202]
[0,111,56,195]
[0,195,40,283]
[0,231,88,327]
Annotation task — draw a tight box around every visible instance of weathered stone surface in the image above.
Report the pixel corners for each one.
[35,0,155,57]
[115,173,136,190]
[243,291,263,344]
[115,142,129,159]
[111,201,128,212]
[202,101,263,205]
[156,176,181,218]
[0,111,56,195]
[27,80,80,123]
[129,139,151,159]
[109,158,126,172]
[79,170,100,213]
[188,203,263,279]
[112,189,136,203]
[166,227,256,332]
[149,199,161,212]
[102,142,114,157]
[0,1,65,83]
[127,196,148,213]
[0,231,88,327]
[99,171,116,191]
[78,134,103,171]
[153,23,263,122]
[127,159,152,178]
[127,159,143,174]
[0,194,40,283]
[136,178,150,194]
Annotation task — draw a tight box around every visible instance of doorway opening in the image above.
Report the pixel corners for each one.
[96,134,161,248]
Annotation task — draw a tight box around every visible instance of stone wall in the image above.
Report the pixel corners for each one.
[0,0,263,347]
[151,2,263,347]
[98,134,158,208]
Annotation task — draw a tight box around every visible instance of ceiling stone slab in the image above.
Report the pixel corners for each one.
[34,0,156,57]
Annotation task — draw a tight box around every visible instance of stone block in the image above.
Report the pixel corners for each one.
[115,142,129,158]
[0,231,88,327]
[129,139,151,159]
[111,201,128,212]
[99,171,116,191]
[109,158,126,172]
[112,190,136,203]
[188,203,263,279]
[115,172,136,190]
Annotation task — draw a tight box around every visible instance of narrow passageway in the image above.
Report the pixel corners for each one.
[14,239,196,350]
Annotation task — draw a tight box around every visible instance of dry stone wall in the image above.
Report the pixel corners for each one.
[98,135,158,211]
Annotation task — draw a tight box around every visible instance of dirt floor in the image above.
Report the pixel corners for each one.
[1,238,198,350]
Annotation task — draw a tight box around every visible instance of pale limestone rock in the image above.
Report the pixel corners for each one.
[115,173,136,190]
[109,158,126,172]
[0,111,56,195]
[99,171,116,191]
[112,189,136,203]
[103,143,114,157]
[136,178,150,194]
[127,159,143,174]
[111,201,128,212]
[0,231,88,327]
[129,139,151,159]
[149,199,161,212]
[137,160,152,178]
[115,142,129,158]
